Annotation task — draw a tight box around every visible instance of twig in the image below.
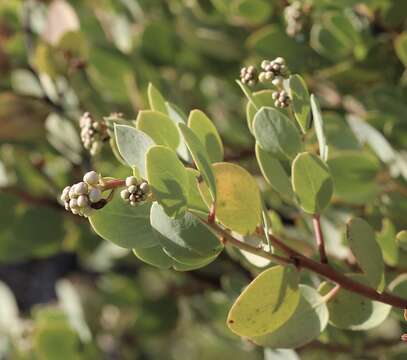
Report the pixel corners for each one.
[205,221,407,309]
[312,214,328,263]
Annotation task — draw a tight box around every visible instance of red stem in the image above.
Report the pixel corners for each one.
[206,221,407,309]
[312,215,328,263]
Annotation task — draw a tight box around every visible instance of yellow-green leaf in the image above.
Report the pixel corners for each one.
[200,162,262,235]
[146,145,189,218]
[136,110,180,151]
[292,152,333,214]
[227,265,299,337]
[347,218,385,291]
[188,110,223,163]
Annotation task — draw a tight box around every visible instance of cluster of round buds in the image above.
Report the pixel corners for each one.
[60,171,104,217]
[284,2,304,38]
[120,176,151,206]
[79,112,110,156]
[258,57,289,86]
[272,90,291,108]
[240,66,258,86]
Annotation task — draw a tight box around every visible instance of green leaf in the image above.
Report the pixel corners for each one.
[132,245,173,270]
[186,168,209,214]
[150,202,223,266]
[114,124,155,178]
[292,152,334,214]
[246,90,275,133]
[310,12,362,61]
[395,32,407,67]
[178,123,217,201]
[289,74,311,133]
[165,102,191,162]
[236,80,259,111]
[377,219,399,266]
[188,110,224,163]
[347,115,396,165]
[11,69,44,98]
[146,145,189,218]
[253,107,303,161]
[310,94,329,162]
[396,230,407,251]
[389,274,407,320]
[327,151,380,204]
[136,110,180,151]
[227,265,300,337]
[252,285,329,348]
[200,162,262,235]
[319,274,391,331]
[256,144,293,199]
[133,244,213,271]
[346,217,385,290]
[232,0,272,25]
[34,322,79,360]
[89,194,156,249]
[147,83,168,114]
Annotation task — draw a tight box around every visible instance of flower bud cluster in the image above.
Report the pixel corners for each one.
[80,112,110,156]
[272,90,291,108]
[284,2,304,37]
[258,57,289,86]
[240,66,258,86]
[60,171,103,217]
[120,176,151,206]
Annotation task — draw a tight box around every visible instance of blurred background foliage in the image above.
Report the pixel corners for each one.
[2,0,407,359]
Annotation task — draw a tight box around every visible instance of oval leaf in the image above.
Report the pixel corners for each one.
[310,94,329,162]
[146,145,189,218]
[136,110,180,151]
[253,107,303,160]
[114,124,155,178]
[147,83,167,114]
[396,230,407,251]
[188,110,224,163]
[320,275,391,331]
[186,168,208,214]
[347,217,385,290]
[227,265,300,337]
[89,194,156,249]
[252,285,329,348]
[150,202,223,266]
[255,144,293,199]
[165,102,191,162]
[178,123,217,201]
[246,90,275,133]
[200,162,262,235]
[289,74,311,133]
[292,152,334,214]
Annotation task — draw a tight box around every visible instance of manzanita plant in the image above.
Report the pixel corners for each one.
[61,58,407,349]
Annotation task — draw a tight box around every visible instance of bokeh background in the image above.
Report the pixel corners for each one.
[1,0,407,359]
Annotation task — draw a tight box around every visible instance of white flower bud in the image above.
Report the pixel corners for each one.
[77,195,89,208]
[128,185,137,194]
[139,182,150,194]
[83,171,100,185]
[88,188,102,203]
[74,182,88,196]
[69,198,78,209]
[272,77,283,86]
[61,186,70,202]
[275,57,285,65]
[69,186,77,199]
[125,176,138,187]
[121,189,130,200]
